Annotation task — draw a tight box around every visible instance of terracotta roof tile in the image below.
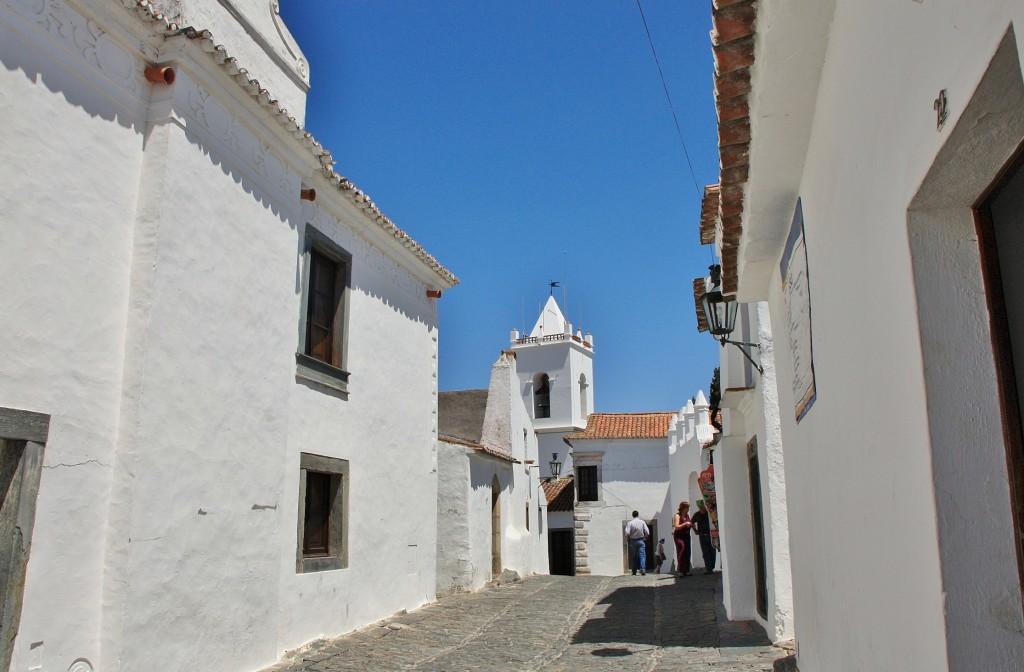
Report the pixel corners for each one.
[542,477,575,512]
[702,0,758,298]
[564,413,676,441]
[439,435,517,463]
[693,277,709,333]
[700,184,720,245]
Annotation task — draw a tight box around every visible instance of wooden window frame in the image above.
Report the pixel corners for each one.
[296,453,349,573]
[0,408,48,671]
[302,471,332,557]
[296,225,352,395]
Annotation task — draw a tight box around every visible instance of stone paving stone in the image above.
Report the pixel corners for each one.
[262,573,789,672]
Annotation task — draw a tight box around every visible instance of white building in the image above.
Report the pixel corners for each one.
[436,352,549,594]
[695,0,1024,669]
[562,412,676,576]
[0,1,456,670]
[509,296,594,481]
[690,290,794,644]
[666,391,721,576]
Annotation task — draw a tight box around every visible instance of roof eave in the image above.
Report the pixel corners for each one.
[706,0,836,302]
[125,2,459,289]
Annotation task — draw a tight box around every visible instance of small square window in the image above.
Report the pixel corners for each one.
[296,226,352,394]
[297,453,349,573]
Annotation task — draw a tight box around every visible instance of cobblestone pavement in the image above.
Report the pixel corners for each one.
[262,573,792,672]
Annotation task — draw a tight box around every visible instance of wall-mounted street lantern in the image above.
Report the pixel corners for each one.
[549,452,562,478]
[700,264,764,374]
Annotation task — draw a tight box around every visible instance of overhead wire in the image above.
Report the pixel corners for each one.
[634,0,703,200]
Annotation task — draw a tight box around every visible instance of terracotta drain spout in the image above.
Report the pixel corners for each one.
[144,66,175,85]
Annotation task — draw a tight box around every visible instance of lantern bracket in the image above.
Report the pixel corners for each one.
[717,337,764,375]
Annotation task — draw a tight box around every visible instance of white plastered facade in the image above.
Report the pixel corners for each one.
[565,435,673,576]
[0,0,455,669]
[666,392,722,576]
[714,1,1024,669]
[436,353,549,594]
[510,296,594,481]
[705,303,793,644]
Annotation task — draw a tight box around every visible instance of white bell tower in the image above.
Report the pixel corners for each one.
[509,296,595,477]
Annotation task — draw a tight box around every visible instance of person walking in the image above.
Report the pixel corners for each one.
[624,510,650,575]
[653,538,667,574]
[692,499,717,574]
[672,501,693,577]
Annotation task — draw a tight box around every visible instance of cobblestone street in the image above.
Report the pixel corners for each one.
[262,573,791,672]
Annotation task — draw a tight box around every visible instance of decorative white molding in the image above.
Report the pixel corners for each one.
[3,0,147,103]
[214,0,309,90]
[179,75,299,201]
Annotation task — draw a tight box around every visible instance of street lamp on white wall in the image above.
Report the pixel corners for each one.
[549,453,562,478]
[700,265,764,374]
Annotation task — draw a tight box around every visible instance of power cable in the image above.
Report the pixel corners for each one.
[634,0,702,200]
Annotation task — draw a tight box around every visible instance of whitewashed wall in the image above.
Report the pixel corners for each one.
[732,1,1024,668]
[437,442,473,594]
[573,438,671,576]
[513,341,593,436]
[436,353,548,594]
[0,0,449,670]
[708,304,793,644]
[1,0,149,666]
[667,394,715,574]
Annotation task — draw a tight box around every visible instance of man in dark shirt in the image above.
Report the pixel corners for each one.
[692,500,717,575]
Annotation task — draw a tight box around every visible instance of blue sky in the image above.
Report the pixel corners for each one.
[280,1,720,412]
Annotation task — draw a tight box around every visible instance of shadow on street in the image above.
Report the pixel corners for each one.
[571,574,770,650]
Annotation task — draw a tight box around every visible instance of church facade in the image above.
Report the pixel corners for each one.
[0,1,455,670]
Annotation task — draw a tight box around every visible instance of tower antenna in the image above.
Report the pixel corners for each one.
[563,252,568,309]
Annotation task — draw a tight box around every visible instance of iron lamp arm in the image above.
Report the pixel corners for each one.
[718,337,764,375]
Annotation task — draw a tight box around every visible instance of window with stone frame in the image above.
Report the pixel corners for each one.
[577,465,599,501]
[296,225,352,394]
[296,453,349,573]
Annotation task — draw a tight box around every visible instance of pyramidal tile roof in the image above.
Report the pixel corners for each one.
[564,413,676,441]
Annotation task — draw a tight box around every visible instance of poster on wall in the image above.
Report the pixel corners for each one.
[697,464,720,551]
[780,198,817,422]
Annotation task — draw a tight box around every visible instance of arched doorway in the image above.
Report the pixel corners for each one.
[491,475,501,575]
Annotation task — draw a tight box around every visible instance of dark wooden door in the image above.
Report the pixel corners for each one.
[748,438,768,619]
[549,529,575,576]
